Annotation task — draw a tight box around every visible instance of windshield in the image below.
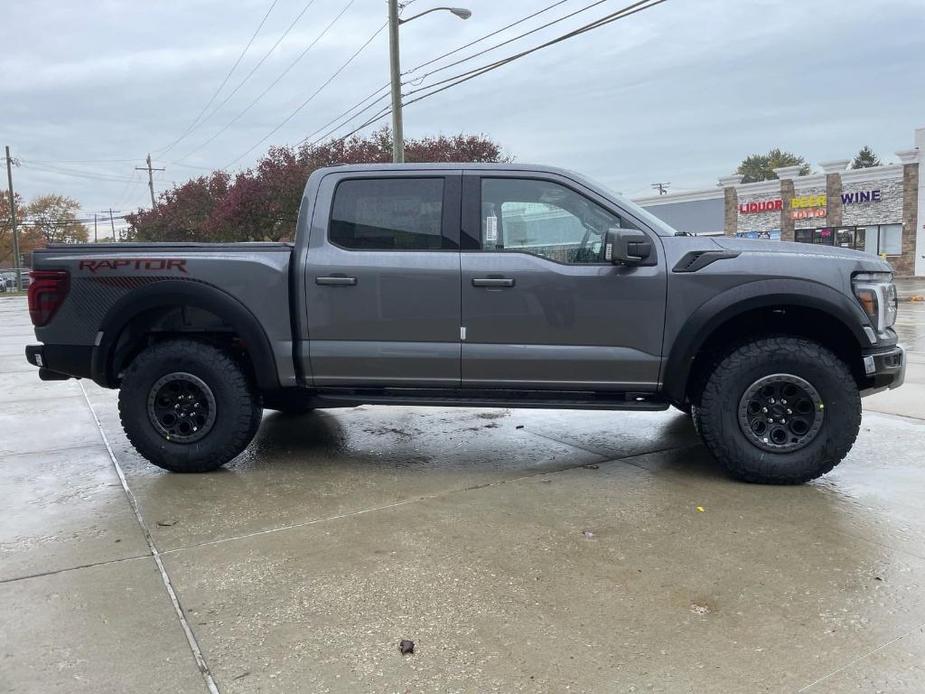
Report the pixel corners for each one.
[577,174,680,236]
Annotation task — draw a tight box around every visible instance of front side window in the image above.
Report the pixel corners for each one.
[330,178,447,250]
[481,178,629,264]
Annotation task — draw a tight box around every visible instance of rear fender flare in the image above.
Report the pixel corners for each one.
[91,280,279,390]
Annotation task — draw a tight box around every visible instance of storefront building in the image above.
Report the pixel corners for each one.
[636,127,924,277]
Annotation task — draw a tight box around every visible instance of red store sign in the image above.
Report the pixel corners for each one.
[739,199,783,214]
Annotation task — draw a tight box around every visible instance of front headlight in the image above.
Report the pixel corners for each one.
[853,272,898,333]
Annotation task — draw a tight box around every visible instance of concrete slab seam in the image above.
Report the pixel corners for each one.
[78,381,221,694]
[797,621,925,691]
[0,553,151,585]
[159,443,697,557]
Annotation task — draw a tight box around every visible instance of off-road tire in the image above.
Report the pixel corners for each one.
[119,340,262,473]
[698,337,861,484]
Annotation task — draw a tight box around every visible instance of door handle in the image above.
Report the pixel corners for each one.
[472,277,515,288]
[316,276,357,286]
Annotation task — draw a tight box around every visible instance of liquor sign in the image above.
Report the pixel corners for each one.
[739,199,782,214]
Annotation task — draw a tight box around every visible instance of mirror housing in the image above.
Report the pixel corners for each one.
[605,228,652,264]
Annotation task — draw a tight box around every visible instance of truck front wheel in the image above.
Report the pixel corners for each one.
[697,337,861,484]
[118,340,262,473]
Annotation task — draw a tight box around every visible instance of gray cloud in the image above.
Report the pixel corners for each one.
[2,0,923,213]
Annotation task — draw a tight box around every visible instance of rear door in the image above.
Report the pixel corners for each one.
[459,172,666,391]
[304,171,462,387]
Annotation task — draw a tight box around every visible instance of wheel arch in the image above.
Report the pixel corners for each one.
[662,278,871,405]
[91,280,279,391]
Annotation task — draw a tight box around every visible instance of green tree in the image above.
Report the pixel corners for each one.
[851,145,881,169]
[24,194,89,244]
[737,148,811,183]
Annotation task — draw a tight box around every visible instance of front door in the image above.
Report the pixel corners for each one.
[304,172,462,386]
[459,173,666,391]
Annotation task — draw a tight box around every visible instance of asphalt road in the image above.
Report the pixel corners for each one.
[2,296,924,693]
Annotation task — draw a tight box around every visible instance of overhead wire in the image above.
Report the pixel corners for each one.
[304,0,666,149]
[172,0,358,163]
[292,1,573,150]
[224,20,388,168]
[402,0,571,78]
[154,0,281,156]
[157,0,322,155]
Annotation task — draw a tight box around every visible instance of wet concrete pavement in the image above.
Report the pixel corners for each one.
[2,296,925,692]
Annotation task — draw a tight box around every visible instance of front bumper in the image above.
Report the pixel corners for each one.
[860,345,906,396]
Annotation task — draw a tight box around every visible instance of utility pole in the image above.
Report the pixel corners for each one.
[135,154,165,209]
[387,0,404,164]
[93,213,98,243]
[4,145,22,291]
[651,182,671,195]
[108,209,116,241]
[386,4,471,164]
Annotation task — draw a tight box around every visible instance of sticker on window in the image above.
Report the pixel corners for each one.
[485,214,498,244]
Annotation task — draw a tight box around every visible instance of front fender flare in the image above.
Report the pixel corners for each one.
[661,278,870,404]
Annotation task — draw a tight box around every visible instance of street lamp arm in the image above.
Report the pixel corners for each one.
[399,6,471,24]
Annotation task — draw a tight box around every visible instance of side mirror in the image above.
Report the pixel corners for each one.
[605,228,652,264]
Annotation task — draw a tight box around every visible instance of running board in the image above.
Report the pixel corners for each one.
[310,387,669,411]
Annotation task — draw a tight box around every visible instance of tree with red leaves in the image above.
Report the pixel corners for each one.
[128,129,509,242]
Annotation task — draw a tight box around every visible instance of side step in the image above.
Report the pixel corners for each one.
[310,387,669,411]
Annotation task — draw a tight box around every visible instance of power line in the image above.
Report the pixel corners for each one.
[296,86,392,147]
[224,21,387,168]
[405,0,652,90]
[155,0,281,157]
[293,3,571,152]
[307,0,666,148]
[402,0,571,78]
[402,0,666,103]
[19,161,137,183]
[161,0,323,152]
[172,0,358,164]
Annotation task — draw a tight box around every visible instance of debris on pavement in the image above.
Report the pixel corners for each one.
[696,506,705,513]
[582,464,599,470]
[399,639,415,655]
[156,520,177,527]
[581,529,595,539]
[690,602,711,615]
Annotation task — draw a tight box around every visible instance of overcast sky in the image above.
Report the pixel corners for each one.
[3,0,924,216]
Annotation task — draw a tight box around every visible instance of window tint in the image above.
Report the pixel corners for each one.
[330,178,446,250]
[481,178,626,264]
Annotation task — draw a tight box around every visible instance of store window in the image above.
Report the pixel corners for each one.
[794,224,902,256]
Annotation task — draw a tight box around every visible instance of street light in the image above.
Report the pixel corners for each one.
[388,2,471,163]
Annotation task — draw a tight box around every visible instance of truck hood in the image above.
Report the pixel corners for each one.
[711,237,892,271]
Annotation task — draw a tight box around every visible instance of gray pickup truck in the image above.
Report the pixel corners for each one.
[25,164,905,483]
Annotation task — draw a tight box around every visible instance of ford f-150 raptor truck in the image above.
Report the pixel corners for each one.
[24,164,905,483]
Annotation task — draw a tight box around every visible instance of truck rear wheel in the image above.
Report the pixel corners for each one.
[697,337,861,484]
[118,340,262,473]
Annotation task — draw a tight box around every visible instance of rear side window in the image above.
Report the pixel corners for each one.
[330,178,447,250]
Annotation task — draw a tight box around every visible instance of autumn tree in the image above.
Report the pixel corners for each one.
[128,129,510,242]
[24,195,89,244]
[737,148,811,183]
[851,145,881,169]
